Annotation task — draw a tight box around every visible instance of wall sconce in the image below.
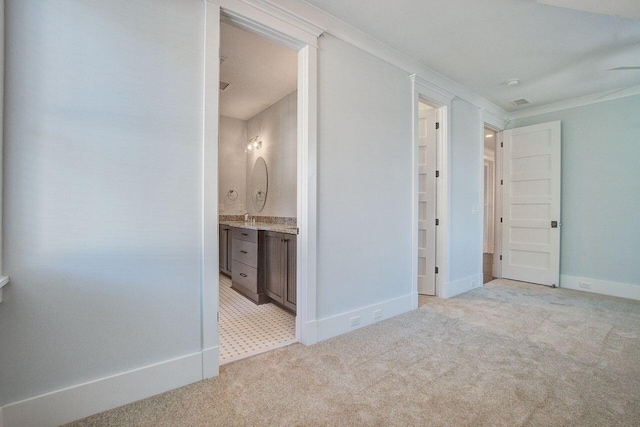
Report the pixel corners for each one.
[246,135,262,152]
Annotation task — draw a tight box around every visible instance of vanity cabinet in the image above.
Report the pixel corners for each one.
[263,231,296,313]
[231,227,270,304]
[219,225,232,276]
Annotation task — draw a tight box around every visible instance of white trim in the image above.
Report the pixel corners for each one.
[214,0,321,48]
[201,0,221,379]
[482,156,495,254]
[295,44,318,346]
[411,75,451,299]
[442,274,483,299]
[0,1,6,305]
[0,277,8,303]
[509,85,640,120]
[560,275,640,301]
[0,352,205,427]
[266,0,510,123]
[493,131,504,278]
[315,294,414,342]
[206,1,320,371]
[481,109,510,132]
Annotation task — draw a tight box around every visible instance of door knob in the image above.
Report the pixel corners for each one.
[551,221,558,228]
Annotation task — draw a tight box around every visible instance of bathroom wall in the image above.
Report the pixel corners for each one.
[219,116,248,215]
[246,91,297,218]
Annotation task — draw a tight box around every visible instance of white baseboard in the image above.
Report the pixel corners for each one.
[410,291,419,310]
[1,351,205,427]
[315,293,413,342]
[560,275,640,301]
[300,319,318,346]
[442,274,483,299]
[202,346,219,379]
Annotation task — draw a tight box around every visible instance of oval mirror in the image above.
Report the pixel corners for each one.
[251,157,268,212]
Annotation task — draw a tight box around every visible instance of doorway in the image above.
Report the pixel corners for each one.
[411,76,451,301]
[483,127,496,284]
[201,2,319,379]
[217,21,298,365]
[417,101,437,297]
[486,121,562,287]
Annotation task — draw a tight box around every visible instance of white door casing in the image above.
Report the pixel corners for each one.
[417,108,437,295]
[501,121,561,286]
[483,156,495,253]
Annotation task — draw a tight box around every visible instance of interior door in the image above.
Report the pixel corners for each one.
[417,108,437,295]
[501,121,561,286]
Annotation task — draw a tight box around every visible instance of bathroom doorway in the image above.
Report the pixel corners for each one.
[217,20,298,365]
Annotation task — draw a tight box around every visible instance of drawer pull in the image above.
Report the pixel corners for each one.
[240,250,248,254]
[241,233,248,236]
[240,273,247,278]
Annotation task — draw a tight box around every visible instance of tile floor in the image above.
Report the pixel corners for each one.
[219,274,296,365]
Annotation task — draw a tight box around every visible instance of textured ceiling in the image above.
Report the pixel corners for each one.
[303,0,640,112]
[220,22,297,120]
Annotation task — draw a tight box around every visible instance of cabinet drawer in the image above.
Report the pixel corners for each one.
[232,227,258,243]
[232,239,258,268]
[232,261,258,293]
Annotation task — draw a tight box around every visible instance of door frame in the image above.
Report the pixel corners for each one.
[410,75,452,301]
[480,111,509,281]
[483,153,495,254]
[202,0,321,378]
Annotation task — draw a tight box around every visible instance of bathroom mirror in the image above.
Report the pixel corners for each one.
[251,157,268,212]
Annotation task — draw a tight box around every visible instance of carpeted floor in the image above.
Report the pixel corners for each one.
[67,279,640,426]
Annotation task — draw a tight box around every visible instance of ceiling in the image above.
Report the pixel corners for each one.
[220,22,297,120]
[302,0,640,112]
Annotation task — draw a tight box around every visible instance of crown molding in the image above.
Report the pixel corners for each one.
[509,85,640,120]
[265,0,510,123]
[212,0,322,48]
[411,74,454,106]
[481,108,510,130]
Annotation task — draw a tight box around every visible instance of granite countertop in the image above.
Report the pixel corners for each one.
[220,221,298,235]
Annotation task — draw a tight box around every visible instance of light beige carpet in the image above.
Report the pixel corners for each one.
[67,279,640,426]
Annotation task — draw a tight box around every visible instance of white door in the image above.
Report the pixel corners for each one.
[501,121,561,286]
[417,108,437,295]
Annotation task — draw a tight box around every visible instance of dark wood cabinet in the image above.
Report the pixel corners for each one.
[222,225,296,313]
[230,227,269,305]
[263,231,296,313]
[219,225,232,276]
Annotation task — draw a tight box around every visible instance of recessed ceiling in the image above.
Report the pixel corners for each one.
[220,22,297,120]
[302,0,640,112]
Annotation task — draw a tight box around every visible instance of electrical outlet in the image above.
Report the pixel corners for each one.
[350,316,361,327]
[373,309,383,319]
[579,281,592,290]
[472,205,480,215]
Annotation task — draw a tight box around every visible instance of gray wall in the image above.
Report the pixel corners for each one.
[449,99,483,282]
[512,95,640,286]
[0,0,488,408]
[0,0,204,405]
[246,91,297,218]
[316,35,413,318]
[219,116,248,215]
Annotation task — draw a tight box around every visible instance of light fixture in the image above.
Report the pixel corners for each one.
[485,134,494,138]
[506,78,520,86]
[245,135,262,152]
